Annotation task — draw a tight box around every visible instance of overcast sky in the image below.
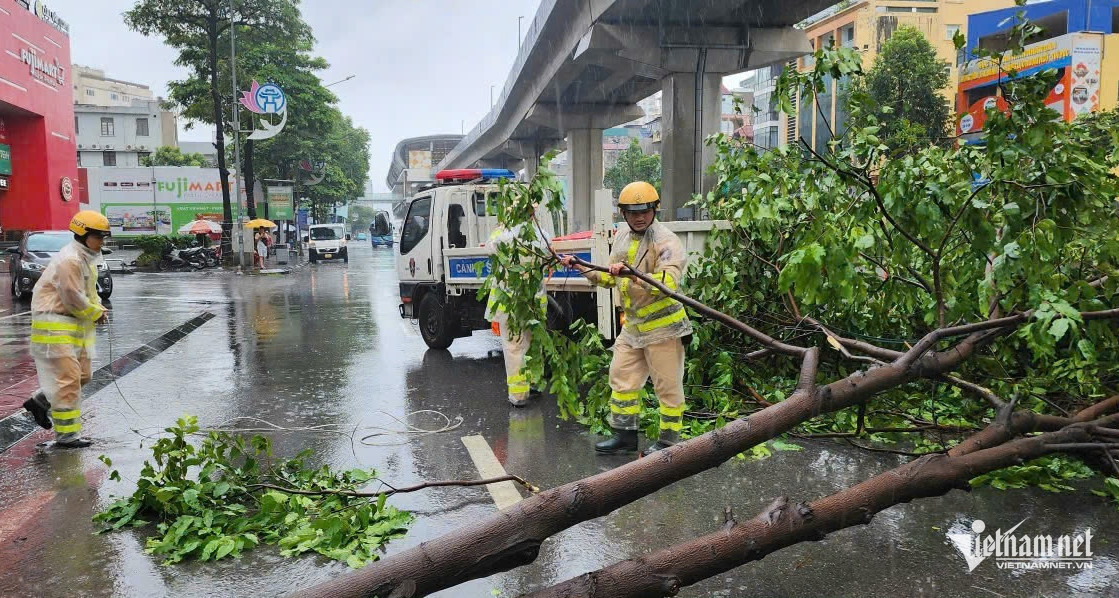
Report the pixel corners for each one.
[51,0,542,192]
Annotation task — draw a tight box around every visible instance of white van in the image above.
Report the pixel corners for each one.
[307,223,349,263]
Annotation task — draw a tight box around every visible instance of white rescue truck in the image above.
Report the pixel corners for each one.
[396,168,729,349]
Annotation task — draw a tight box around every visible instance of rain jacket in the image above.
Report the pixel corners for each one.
[29,240,104,359]
[583,221,692,348]
[484,221,551,321]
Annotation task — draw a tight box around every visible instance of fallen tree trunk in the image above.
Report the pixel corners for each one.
[293,331,1042,597]
[525,411,1119,598]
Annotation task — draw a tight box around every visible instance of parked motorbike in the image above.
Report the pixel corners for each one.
[179,245,213,268]
[157,244,205,271]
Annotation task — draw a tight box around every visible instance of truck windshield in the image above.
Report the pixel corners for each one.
[310,227,340,240]
[27,233,71,252]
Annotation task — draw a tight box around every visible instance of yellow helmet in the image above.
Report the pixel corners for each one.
[69,210,111,236]
[617,181,659,212]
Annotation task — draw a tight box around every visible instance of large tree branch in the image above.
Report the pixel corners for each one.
[565,255,809,357]
[296,309,1111,597]
[525,416,1118,598]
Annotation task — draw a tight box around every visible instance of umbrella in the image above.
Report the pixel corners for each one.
[245,218,277,229]
[178,220,222,234]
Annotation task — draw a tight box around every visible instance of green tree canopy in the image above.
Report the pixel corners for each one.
[141,146,209,167]
[126,0,307,254]
[850,25,952,154]
[603,139,661,199]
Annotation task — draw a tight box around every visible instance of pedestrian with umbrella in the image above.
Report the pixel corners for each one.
[245,219,277,269]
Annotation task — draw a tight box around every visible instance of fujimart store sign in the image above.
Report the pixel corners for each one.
[84,167,232,237]
[13,0,70,35]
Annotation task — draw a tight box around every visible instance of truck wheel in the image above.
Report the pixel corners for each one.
[309,251,318,264]
[418,293,455,350]
[342,249,349,263]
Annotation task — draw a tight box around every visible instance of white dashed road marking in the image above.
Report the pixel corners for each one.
[461,434,523,510]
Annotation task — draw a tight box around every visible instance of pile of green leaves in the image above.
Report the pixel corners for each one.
[94,416,412,567]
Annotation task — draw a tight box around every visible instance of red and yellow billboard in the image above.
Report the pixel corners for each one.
[956,33,1103,142]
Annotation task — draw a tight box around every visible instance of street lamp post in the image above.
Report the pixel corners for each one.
[230,0,246,268]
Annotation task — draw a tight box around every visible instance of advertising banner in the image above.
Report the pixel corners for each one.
[267,186,294,220]
[957,33,1103,140]
[84,167,232,237]
[0,144,11,176]
[408,150,432,169]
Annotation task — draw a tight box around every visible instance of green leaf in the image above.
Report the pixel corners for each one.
[770,439,804,452]
[1048,318,1071,341]
[214,539,235,561]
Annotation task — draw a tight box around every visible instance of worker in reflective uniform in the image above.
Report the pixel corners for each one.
[22,211,109,448]
[561,181,692,455]
[486,214,551,407]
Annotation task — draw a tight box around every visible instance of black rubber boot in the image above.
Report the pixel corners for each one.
[53,438,94,449]
[23,391,52,430]
[595,429,638,454]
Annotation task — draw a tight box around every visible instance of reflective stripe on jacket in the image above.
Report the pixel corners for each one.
[30,240,103,359]
[583,221,692,348]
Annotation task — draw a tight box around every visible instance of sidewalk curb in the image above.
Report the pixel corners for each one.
[0,311,216,454]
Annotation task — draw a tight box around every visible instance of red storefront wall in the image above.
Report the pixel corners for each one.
[0,1,77,235]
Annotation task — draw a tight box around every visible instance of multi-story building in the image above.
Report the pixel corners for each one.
[177,141,220,167]
[791,0,1018,151]
[957,0,1119,142]
[720,85,754,139]
[75,99,178,168]
[0,0,78,235]
[739,64,785,149]
[71,65,154,108]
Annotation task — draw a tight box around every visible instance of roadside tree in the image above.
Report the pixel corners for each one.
[849,25,952,154]
[603,139,660,198]
[126,0,311,258]
[140,146,209,168]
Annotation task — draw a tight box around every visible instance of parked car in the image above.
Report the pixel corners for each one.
[6,231,114,301]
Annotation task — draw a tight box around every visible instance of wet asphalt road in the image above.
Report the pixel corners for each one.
[0,244,1116,598]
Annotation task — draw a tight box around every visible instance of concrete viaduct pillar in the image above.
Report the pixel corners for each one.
[660,71,722,221]
[567,127,603,233]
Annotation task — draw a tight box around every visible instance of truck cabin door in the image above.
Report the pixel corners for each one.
[444,191,472,250]
[398,194,436,284]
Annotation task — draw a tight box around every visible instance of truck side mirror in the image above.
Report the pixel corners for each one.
[346,234,352,241]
